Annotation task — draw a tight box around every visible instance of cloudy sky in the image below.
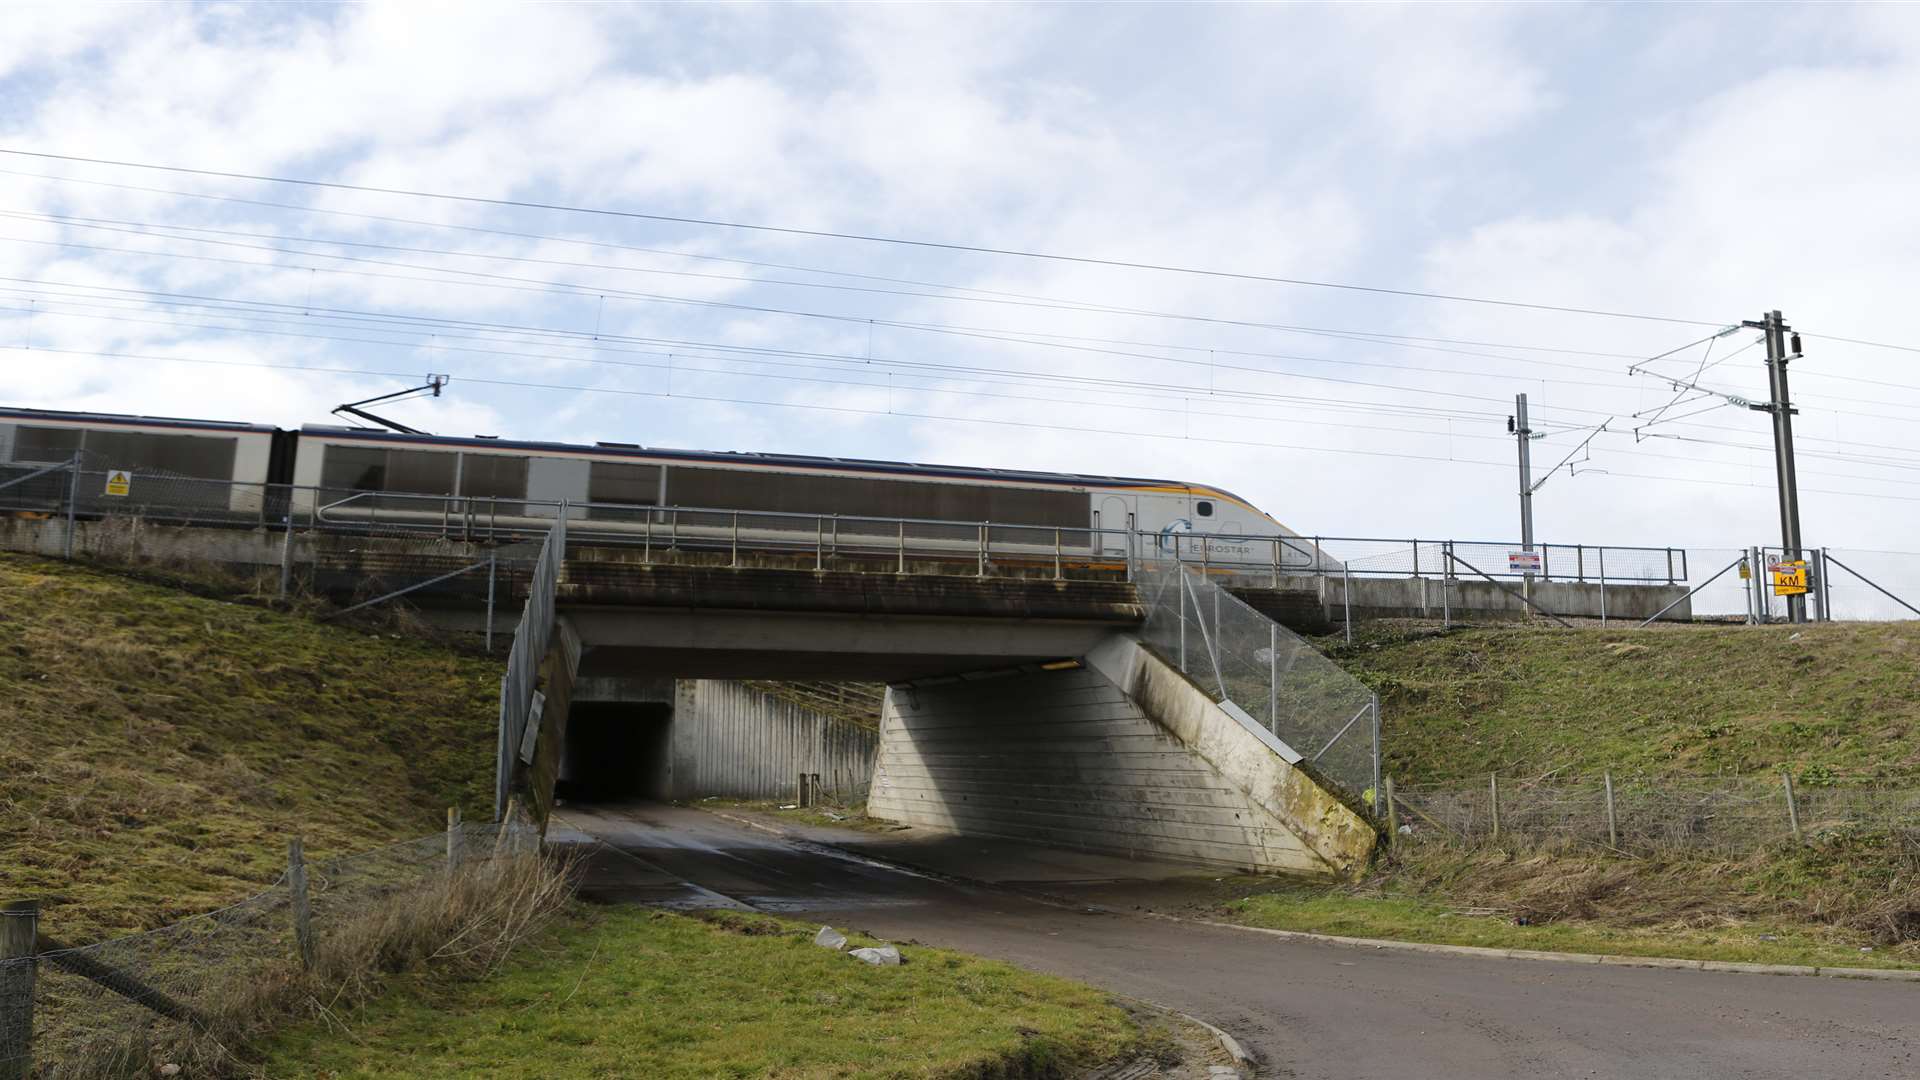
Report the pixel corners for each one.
[5,1,1920,565]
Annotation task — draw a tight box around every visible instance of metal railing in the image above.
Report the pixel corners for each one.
[496,513,566,820]
[1136,540,1381,807]
[1161,531,1685,586]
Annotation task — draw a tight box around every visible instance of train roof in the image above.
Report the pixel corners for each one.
[0,405,280,435]
[299,423,1208,493]
[0,405,1263,508]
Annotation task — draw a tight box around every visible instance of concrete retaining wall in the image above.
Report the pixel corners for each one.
[866,652,1375,876]
[668,680,879,801]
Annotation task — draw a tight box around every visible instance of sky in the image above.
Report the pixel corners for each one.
[4,1,1920,559]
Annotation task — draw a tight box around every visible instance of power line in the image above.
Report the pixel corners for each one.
[0,147,1729,327]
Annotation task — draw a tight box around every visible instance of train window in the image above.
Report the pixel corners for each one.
[668,466,1086,527]
[14,426,81,464]
[1195,500,1214,517]
[80,430,237,480]
[588,461,661,506]
[459,454,528,504]
[385,449,456,495]
[320,445,387,491]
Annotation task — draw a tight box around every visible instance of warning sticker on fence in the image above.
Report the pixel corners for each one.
[103,470,131,497]
[1769,560,1808,596]
[1507,550,1542,576]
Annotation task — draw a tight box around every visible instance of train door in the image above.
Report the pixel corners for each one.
[1096,495,1133,554]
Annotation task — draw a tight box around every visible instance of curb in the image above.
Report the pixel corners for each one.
[1194,920,1920,982]
[1175,1009,1257,1078]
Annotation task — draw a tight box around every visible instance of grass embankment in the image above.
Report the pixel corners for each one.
[1216,621,1920,966]
[263,907,1147,1079]
[1326,620,1920,785]
[0,552,501,940]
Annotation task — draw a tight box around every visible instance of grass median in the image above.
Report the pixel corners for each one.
[262,906,1148,1079]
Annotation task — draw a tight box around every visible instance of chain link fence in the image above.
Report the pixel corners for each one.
[1,820,543,1079]
[1391,776,1920,855]
[1136,545,1381,807]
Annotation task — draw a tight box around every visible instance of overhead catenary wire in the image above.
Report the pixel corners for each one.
[0,147,1731,328]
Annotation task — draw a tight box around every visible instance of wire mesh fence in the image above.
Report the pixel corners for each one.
[1392,775,1920,854]
[1136,544,1380,806]
[0,820,539,1079]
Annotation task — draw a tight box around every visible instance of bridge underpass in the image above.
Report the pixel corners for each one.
[503,553,1378,880]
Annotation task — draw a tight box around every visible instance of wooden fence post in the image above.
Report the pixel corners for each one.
[1782,770,1803,844]
[1603,771,1619,849]
[1489,774,1501,840]
[288,838,314,972]
[1,900,38,1080]
[446,807,463,875]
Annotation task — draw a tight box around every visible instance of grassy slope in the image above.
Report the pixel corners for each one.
[0,552,501,941]
[1218,620,1920,964]
[1324,621,1920,785]
[263,907,1144,1080]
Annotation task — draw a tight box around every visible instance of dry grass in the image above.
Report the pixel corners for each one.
[37,845,579,1079]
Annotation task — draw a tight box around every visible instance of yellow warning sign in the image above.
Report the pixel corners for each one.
[104,470,131,497]
[1738,559,1752,580]
[1769,559,1808,597]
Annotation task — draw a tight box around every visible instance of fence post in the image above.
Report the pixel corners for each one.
[731,511,740,567]
[817,517,826,572]
[896,520,906,574]
[1818,547,1832,621]
[1597,547,1607,624]
[446,807,463,875]
[63,454,78,561]
[0,899,37,1080]
[1603,770,1618,849]
[1178,562,1188,669]
[1271,537,1280,587]
[1441,542,1452,627]
[1665,547,1676,585]
[1488,774,1501,840]
[278,513,294,598]
[977,523,986,577]
[1782,770,1802,844]
[484,550,497,654]
[1054,527,1063,581]
[1383,777,1398,845]
[1369,695,1382,816]
[1268,623,1278,730]
[1343,561,1354,644]
[288,837,314,972]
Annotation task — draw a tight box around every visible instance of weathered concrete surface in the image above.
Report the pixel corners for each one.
[1232,574,1692,633]
[866,647,1374,876]
[1084,635,1375,877]
[668,679,878,802]
[566,608,1120,682]
[567,804,1920,1080]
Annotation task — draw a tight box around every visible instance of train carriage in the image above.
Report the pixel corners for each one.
[0,406,1318,567]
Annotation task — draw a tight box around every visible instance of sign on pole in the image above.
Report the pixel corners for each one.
[1769,559,1809,596]
[103,470,132,497]
[1507,550,1542,576]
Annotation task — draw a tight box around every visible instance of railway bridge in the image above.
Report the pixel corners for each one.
[471,520,1381,880]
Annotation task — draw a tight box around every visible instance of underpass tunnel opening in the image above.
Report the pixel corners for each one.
[557,700,673,803]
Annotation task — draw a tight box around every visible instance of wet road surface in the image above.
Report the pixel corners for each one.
[556,802,1918,1080]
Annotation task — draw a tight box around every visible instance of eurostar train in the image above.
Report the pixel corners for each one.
[0,405,1315,560]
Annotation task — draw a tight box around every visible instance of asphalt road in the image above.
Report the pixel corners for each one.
[556,802,1918,1080]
